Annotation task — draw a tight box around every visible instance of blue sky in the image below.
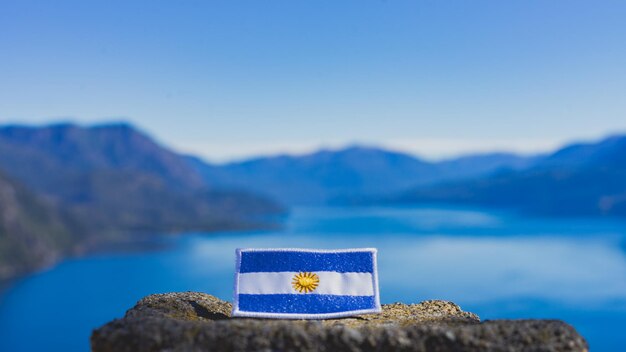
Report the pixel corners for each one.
[1,0,626,162]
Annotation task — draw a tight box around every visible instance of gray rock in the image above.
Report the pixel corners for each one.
[91,292,588,352]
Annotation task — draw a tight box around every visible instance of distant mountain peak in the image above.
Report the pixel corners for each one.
[335,144,393,153]
[0,121,139,134]
[297,145,428,164]
[0,122,285,281]
[391,132,626,218]
[538,133,626,168]
[0,121,205,191]
[89,121,139,134]
[189,142,534,205]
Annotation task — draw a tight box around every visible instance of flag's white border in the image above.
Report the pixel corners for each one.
[231,248,382,319]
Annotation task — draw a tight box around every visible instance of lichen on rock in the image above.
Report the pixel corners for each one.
[91,292,588,352]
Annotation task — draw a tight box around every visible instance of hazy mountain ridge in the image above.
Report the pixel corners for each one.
[391,134,626,217]
[4,121,624,282]
[435,153,538,179]
[0,123,283,231]
[188,146,536,205]
[0,170,82,280]
[0,123,284,281]
[0,123,205,194]
[534,134,626,169]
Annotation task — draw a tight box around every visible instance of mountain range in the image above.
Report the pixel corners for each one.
[391,134,626,217]
[187,132,626,218]
[187,147,534,205]
[0,123,283,281]
[2,121,625,281]
[0,123,284,233]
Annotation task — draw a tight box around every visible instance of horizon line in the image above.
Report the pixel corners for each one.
[1,119,624,165]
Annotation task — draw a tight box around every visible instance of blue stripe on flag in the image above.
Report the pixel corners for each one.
[238,250,374,273]
[237,294,376,314]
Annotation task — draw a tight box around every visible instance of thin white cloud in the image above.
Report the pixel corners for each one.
[172,139,351,163]
[384,137,565,160]
[171,137,566,163]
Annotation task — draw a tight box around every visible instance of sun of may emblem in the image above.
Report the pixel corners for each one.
[292,272,320,293]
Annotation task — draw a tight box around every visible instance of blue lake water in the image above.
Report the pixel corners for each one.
[2,206,626,351]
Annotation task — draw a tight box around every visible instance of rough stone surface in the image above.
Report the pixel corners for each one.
[91,292,588,352]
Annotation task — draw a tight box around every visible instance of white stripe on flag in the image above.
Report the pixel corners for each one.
[238,271,374,296]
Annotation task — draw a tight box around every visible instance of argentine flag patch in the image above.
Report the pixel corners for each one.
[232,248,381,319]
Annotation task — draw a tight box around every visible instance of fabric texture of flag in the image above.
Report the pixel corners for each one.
[232,248,381,319]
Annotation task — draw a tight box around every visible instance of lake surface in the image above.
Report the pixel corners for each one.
[1,206,626,351]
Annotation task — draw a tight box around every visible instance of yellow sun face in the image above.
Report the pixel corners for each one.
[292,272,319,293]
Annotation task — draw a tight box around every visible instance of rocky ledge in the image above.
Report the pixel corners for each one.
[91,292,587,352]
